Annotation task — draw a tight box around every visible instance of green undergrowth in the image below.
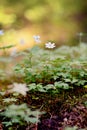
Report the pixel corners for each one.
[15,43,87,91]
[0,43,87,130]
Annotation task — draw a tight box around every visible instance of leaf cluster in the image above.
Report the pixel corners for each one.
[15,44,87,93]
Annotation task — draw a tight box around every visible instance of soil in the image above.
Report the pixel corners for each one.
[0,83,87,130]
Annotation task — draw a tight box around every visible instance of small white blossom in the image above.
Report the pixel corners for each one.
[45,42,56,49]
[0,30,4,35]
[9,83,28,96]
[33,35,41,43]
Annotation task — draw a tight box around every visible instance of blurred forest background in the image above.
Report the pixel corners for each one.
[0,0,87,50]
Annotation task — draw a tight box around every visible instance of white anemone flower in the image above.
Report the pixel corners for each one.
[45,42,56,49]
[33,35,41,43]
[0,30,4,35]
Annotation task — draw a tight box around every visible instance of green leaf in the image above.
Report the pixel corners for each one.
[0,44,15,49]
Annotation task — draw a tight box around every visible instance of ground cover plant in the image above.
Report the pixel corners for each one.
[0,33,87,130]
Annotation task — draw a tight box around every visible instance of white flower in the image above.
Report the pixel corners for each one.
[0,30,4,35]
[45,42,56,49]
[9,83,28,96]
[33,35,41,43]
